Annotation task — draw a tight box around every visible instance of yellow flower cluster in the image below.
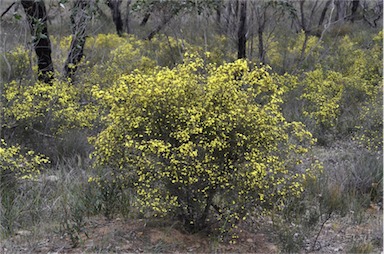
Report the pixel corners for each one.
[0,139,49,180]
[91,53,317,231]
[3,78,99,134]
[3,46,31,80]
[301,68,344,127]
[296,31,382,150]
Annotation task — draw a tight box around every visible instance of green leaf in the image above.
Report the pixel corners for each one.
[13,13,22,20]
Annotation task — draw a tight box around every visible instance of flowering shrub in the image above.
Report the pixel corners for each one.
[353,83,382,151]
[85,34,156,87]
[0,139,49,182]
[287,31,323,70]
[91,54,317,232]
[3,79,98,135]
[296,31,382,149]
[2,46,32,82]
[301,68,344,127]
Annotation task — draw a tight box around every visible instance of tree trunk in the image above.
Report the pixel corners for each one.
[334,0,347,22]
[224,1,232,34]
[197,190,215,231]
[106,0,123,36]
[253,2,268,64]
[146,13,174,41]
[140,12,151,26]
[350,0,359,22]
[257,28,264,63]
[21,0,54,83]
[64,0,92,80]
[299,0,306,31]
[234,0,239,19]
[124,0,131,34]
[237,0,247,59]
[216,4,221,25]
[318,0,332,27]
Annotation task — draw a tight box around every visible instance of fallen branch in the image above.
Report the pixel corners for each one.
[32,128,63,141]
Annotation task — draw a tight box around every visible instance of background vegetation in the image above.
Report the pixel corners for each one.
[0,0,382,252]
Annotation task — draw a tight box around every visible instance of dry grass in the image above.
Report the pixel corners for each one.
[0,140,382,253]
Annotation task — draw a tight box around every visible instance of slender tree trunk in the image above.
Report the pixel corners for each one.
[21,0,54,83]
[350,0,359,22]
[214,1,223,33]
[140,12,151,26]
[237,0,247,59]
[216,4,221,25]
[254,2,267,64]
[124,0,131,34]
[234,0,239,19]
[106,0,123,36]
[318,0,331,27]
[224,1,232,34]
[299,0,306,31]
[334,0,347,22]
[64,0,92,80]
[146,13,174,41]
[257,28,264,63]
[198,190,215,231]
[334,0,340,21]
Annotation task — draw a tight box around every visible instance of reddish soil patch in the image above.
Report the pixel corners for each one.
[1,209,381,253]
[1,216,278,253]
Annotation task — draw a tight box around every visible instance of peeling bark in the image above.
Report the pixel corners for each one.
[64,0,92,80]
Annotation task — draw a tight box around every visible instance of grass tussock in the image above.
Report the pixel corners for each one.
[0,139,382,253]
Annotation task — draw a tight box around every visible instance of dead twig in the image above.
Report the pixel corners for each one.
[1,2,16,19]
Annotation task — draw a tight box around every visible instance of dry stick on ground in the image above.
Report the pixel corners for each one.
[312,211,333,251]
[1,2,16,18]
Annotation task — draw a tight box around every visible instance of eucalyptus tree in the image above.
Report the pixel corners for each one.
[132,0,221,40]
[105,0,124,36]
[64,0,95,80]
[21,0,54,83]
[237,0,247,59]
[19,0,97,81]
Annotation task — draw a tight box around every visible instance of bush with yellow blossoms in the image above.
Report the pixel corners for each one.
[0,139,49,185]
[295,31,382,149]
[91,54,318,233]
[3,79,98,136]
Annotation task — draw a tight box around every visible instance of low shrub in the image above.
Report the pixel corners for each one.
[91,54,319,234]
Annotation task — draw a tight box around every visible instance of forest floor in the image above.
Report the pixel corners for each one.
[1,206,382,253]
